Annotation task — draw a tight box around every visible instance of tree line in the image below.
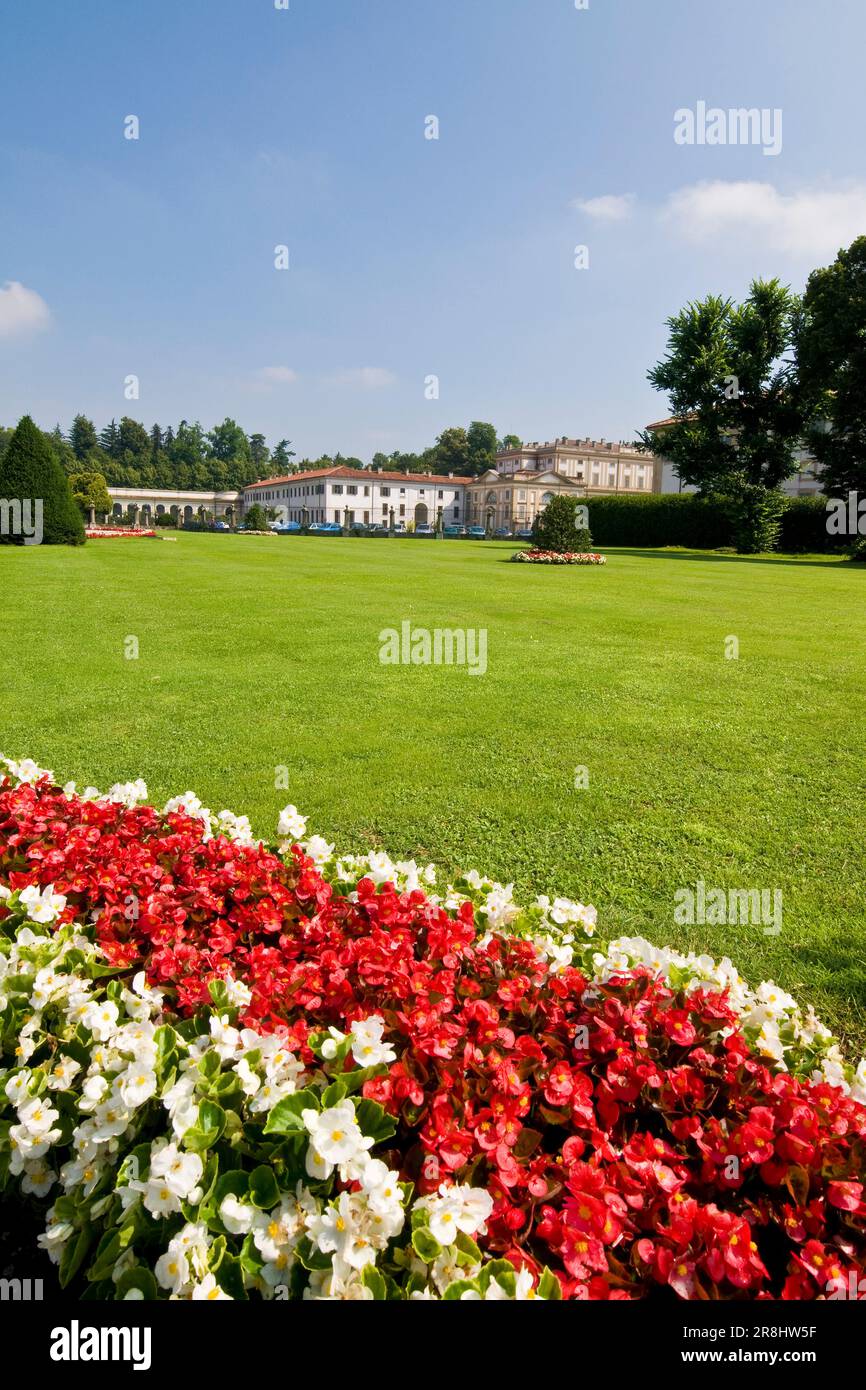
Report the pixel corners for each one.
[0,415,523,494]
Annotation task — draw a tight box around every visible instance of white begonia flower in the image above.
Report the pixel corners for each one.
[118,1063,157,1108]
[216,810,255,847]
[4,757,50,785]
[209,1014,240,1059]
[348,1015,397,1068]
[234,1057,261,1096]
[302,1099,374,1173]
[17,1096,61,1139]
[191,1273,232,1301]
[19,883,67,925]
[423,1184,495,1247]
[21,1162,56,1198]
[139,1177,183,1218]
[320,1026,347,1060]
[107,779,148,809]
[91,1099,132,1143]
[44,1056,81,1092]
[299,834,335,868]
[82,999,120,1041]
[225,975,252,1008]
[150,1141,204,1199]
[155,1248,190,1294]
[5,1069,31,1103]
[277,805,307,840]
[219,1194,256,1235]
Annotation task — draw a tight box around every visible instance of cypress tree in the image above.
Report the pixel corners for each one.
[0,415,85,545]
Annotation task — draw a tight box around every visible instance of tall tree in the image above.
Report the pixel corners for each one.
[0,416,85,545]
[467,421,498,475]
[70,415,99,461]
[248,432,270,473]
[796,236,866,498]
[433,426,470,476]
[638,280,808,550]
[208,418,250,463]
[271,439,295,473]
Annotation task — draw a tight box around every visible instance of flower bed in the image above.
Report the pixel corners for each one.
[0,756,863,1302]
[511,549,607,565]
[85,528,157,539]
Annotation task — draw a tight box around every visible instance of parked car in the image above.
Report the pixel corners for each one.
[415,524,435,537]
[494,527,514,539]
[393,523,407,535]
[212,521,230,532]
[309,522,342,534]
[367,523,389,535]
[467,525,487,539]
[515,528,534,540]
[443,525,466,538]
[272,521,301,534]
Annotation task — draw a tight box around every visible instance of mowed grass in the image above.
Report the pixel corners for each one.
[1,534,864,1052]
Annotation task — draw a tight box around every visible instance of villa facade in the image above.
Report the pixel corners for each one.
[242,467,469,528]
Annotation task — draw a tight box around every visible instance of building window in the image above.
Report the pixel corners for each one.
[333,485,343,495]
[399,504,405,517]
[381,487,391,497]
[347,485,357,495]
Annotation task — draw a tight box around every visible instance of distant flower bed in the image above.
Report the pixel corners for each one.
[511,549,607,565]
[85,527,157,539]
[0,756,864,1303]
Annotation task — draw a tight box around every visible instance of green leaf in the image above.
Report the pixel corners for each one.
[59,1228,92,1289]
[184,1100,226,1152]
[86,1231,122,1283]
[361,1265,387,1300]
[198,1050,222,1083]
[207,1235,227,1272]
[443,1279,479,1300]
[321,1078,347,1109]
[411,1227,442,1263]
[477,1259,516,1295]
[216,1252,247,1301]
[537,1267,563,1300]
[354,1098,396,1144]
[249,1165,281,1210]
[263,1086,319,1135]
[115,1266,159,1301]
[454,1231,482,1267]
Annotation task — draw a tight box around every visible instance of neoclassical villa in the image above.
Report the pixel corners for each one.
[107,434,668,530]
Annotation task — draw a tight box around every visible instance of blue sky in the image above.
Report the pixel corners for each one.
[1,0,864,459]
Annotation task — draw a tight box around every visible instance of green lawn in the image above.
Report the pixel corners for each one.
[2,534,864,1051]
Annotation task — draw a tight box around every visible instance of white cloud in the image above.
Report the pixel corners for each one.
[332,367,396,389]
[258,366,298,385]
[663,180,866,258]
[571,193,636,222]
[0,281,51,339]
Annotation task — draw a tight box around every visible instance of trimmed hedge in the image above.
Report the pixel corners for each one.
[0,416,85,546]
[585,493,843,554]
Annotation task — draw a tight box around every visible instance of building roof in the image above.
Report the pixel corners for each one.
[497,437,645,455]
[246,467,471,491]
[645,415,696,431]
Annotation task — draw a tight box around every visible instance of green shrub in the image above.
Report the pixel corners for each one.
[243,503,268,531]
[0,416,85,546]
[584,491,840,554]
[531,495,593,553]
[710,477,790,554]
